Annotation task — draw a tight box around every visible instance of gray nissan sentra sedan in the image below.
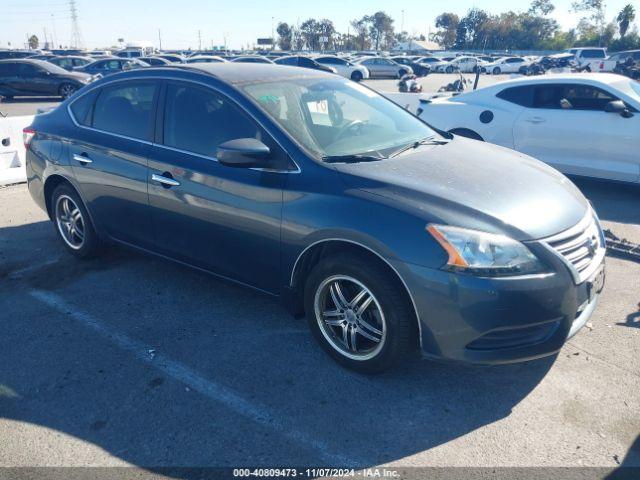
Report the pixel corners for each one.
[24,64,606,373]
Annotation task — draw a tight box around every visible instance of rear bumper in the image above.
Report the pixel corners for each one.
[399,259,603,365]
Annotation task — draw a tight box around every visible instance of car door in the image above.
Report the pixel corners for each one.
[380,59,398,77]
[146,80,287,292]
[360,59,379,77]
[0,62,21,96]
[513,83,640,182]
[16,63,51,95]
[67,80,159,248]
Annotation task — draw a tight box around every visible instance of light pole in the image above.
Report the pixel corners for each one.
[271,16,275,51]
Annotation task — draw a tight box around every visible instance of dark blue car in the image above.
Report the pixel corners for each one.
[24,64,605,372]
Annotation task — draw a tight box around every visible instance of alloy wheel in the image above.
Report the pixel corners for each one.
[314,275,387,361]
[60,84,77,99]
[55,195,85,250]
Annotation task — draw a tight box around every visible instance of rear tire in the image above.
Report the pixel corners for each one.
[304,253,415,373]
[51,183,101,259]
[445,66,454,74]
[350,70,363,82]
[397,69,408,78]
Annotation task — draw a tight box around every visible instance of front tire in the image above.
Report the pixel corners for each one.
[445,66,454,74]
[492,67,501,75]
[350,70,363,82]
[304,253,415,373]
[59,83,78,99]
[51,183,101,258]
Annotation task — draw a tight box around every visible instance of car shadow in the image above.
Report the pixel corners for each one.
[0,220,557,472]
[617,303,640,329]
[607,434,640,478]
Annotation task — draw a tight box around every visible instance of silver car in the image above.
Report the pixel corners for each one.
[355,57,413,79]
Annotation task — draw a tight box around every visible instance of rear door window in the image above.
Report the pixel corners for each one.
[17,63,41,76]
[0,63,19,76]
[92,82,157,139]
[496,86,533,107]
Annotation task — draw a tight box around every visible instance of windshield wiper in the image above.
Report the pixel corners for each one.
[389,136,449,158]
[322,154,385,164]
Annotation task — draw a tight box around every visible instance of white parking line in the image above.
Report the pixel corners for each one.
[30,289,357,467]
[8,257,62,279]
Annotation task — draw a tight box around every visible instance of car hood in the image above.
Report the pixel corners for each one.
[333,137,588,241]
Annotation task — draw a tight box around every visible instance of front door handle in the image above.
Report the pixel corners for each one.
[525,117,546,124]
[151,173,180,188]
[73,153,92,164]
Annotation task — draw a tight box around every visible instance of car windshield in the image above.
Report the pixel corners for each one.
[239,77,437,159]
[38,61,69,74]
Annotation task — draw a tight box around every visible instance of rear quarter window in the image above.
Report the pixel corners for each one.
[496,86,533,107]
[69,89,99,126]
[91,82,158,140]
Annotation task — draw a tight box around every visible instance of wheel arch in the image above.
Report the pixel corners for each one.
[43,174,97,235]
[288,238,421,349]
[43,174,74,219]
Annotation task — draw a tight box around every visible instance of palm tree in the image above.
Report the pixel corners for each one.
[617,4,636,37]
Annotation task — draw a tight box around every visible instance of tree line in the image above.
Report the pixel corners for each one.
[275,1,639,53]
[433,0,638,52]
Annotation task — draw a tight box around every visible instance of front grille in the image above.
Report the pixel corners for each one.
[543,213,604,283]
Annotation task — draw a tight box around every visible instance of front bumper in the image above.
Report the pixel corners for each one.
[399,258,603,365]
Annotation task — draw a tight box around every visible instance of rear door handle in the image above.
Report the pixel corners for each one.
[151,173,180,187]
[525,117,546,124]
[73,153,92,164]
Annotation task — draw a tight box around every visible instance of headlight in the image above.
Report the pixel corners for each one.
[427,224,544,276]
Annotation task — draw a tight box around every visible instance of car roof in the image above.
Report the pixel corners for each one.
[491,72,627,87]
[137,63,335,85]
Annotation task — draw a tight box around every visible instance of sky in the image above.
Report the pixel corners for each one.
[2,0,636,50]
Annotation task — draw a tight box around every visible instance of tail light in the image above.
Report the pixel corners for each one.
[23,127,36,149]
[600,62,604,70]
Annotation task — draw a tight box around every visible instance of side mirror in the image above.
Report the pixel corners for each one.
[217,138,271,168]
[605,100,634,118]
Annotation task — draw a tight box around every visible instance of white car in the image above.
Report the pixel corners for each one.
[417,74,640,183]
[415,56,448,71]
[567,48,617,72]
[313,55,370,82]
[436,56,487,74]
[484,57,531,75]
